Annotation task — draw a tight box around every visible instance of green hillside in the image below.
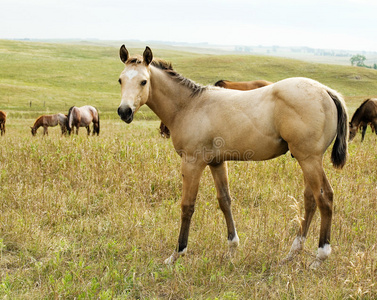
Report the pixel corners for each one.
[1,39,377,119]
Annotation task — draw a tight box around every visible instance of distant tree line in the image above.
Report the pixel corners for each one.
[350,54,377,69]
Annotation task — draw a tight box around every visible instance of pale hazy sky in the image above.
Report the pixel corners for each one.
[1,0,376,51]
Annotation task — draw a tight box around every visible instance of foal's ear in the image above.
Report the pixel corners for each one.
[143,46,153,66]
[119,45,129,63]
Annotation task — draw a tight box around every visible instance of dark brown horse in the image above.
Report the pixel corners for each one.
[214,79,273,90]
[30,113,68,136]
[0,110,6,136]
[159,79,273,138]
[349,98,377,142]
[118,46,348,269]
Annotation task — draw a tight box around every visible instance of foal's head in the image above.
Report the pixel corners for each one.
[117,45,153,124]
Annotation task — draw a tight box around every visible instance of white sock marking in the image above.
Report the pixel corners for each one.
[178,248,187,255]
[290,236,306,253]
[228,233,240,247]
[317,244,331,261]
[164,248,187,265]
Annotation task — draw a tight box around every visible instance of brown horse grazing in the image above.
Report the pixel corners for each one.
[0,110,6,136]
[349,98,377,142]
[159,79,273,138]
[214,79,273,90]
[118,46,348,269]
[67,105,100,136]
[31,113,68,136]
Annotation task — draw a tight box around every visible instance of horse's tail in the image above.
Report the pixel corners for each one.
[95,108,100,135]
[328,90,348,169]
[67,106,75,134]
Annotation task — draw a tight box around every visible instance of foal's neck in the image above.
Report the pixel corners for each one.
[147,67,197,128]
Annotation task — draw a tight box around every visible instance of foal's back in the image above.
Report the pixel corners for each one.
[215,79,272,90]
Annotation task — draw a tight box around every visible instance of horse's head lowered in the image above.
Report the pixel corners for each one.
[348,122,358,141]
[118,45,153,123]
[30,126,37,136]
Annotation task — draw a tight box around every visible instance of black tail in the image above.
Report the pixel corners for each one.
[95,109,100,135]
[67,106,75,135]
[328,90,348,169]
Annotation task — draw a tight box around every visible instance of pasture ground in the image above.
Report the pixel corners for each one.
[1,40,377,298]
[1,119,377,299]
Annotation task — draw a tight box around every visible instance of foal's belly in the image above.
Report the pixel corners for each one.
[200,136,289,163]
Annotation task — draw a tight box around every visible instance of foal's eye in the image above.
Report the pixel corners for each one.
[141,80,147,86]
[118,78,122,84]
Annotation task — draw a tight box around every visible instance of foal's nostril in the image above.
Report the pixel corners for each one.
[118,106,134,123]
[125,107,132,116]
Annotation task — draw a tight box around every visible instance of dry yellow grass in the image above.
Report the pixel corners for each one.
[1,118,377,299]
[1,39,377,298]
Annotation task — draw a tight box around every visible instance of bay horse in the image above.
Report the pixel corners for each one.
[0,110,6,136]
[159,79,273,138]
[30,113,68,136]
[214,79,273,90]
[349,98,377,142]
[67,105,100,135]
[117,46,348,269]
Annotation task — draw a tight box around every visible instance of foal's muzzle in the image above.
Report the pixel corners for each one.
[118,106,134,124]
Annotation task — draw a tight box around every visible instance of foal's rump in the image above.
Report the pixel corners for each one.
[271,78,348,167]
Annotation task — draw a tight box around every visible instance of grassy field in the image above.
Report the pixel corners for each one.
[1,40,377,299]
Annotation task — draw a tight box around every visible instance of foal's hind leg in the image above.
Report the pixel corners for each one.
[209,162,239,256]
[86,126,90,135]
[299,157,334,269]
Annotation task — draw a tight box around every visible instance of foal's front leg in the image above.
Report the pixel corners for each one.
[283,181,316,263]
[165,160,206,264]
[209,162,239,255]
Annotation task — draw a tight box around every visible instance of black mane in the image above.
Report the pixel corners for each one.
[150,59,207,98]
